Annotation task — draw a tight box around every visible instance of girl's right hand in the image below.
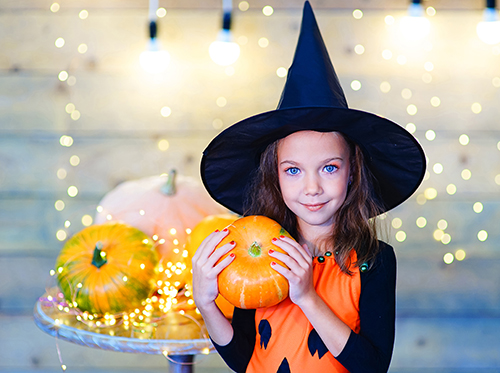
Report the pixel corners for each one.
[191,229,236,311]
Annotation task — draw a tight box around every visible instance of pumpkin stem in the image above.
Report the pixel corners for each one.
[248,241,262,258]
[91,242,107,269]
[160,169,177,196]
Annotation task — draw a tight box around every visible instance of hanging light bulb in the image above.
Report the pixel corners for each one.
[399,0,431,41]
[477,0,500,45]
[140,0,170,73]
[209,0,241,66]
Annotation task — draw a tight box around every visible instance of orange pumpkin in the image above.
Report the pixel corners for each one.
[55,222,158,315]
[186,213,239,318]
[216,215,291,309]
[185,213,238,258]
[94,170,227,288]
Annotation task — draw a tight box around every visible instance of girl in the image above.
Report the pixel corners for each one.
[193,2,425,372]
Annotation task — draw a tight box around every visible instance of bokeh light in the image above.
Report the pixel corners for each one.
[443,253,454,264]
[353,9,363,19]
[459,134,469,145]
[416,217,427,228]
[446,184,457,195]
[477,230,488,242]
[262,6,274,16]
[473,202,483,213]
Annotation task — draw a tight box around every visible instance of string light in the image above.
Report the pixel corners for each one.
[461,169,472,180]
[477,1,500,45]
[437,219,448,230]
[459,134,470,145]
[401,88,412,99]
[350,80,362,91]
[352,9,363,19]
[384,15,395,25]
[262,5,274,16]
[443,253,454,264]
[209,0,241,66]
[392,217,403,229]
[416,217,427,228]
[276,67,287,78]
[446,184,457,195]
[407,104,418,115]
[473,202,484,213]
[471,102,482,114]
[239,1,249,11]
[406,123,416,133]
[425,130,436,141]
[140,0,170,73]
[395,231,407,242]
[399,1,431,41]
[156,7,167,18]
[160,106,171,117]
[380,81,391,93]
[258,37,270,48]
[354,44,365,54]
[478,230,488,241]
[216,96,227,107]
[455,249,466,261]
[55,38,65,48]
[79,10,89,20]
[432,163,443,174]
[50,3,60,12]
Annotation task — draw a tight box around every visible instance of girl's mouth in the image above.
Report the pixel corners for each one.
[302,202,327,211]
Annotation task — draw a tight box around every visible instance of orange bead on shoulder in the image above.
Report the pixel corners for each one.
[216,215,291,309]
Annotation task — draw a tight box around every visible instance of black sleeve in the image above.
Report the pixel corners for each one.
[335,242,396,373]
[211,307,256,372]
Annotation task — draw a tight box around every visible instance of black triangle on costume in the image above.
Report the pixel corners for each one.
[277,357,291,373]
[307,328,329,359]
[277,1,348,110]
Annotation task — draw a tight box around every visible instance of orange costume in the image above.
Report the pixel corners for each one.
[248,250,360,372]
[213,242,397,373]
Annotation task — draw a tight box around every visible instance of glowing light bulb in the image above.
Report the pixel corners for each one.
[399,4,431,41]
[209,30,240,66]
[477,8,500,45]
[140,39,170,74]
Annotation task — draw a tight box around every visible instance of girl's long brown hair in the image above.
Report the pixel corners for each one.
[244,132,384,274]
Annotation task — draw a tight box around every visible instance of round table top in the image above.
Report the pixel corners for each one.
[33,294,214,356]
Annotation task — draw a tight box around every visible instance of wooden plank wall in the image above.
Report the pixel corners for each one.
[0,1,499,371]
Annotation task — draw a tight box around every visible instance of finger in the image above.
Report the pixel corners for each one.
[212,252,236,276]
[192,228,230,262]
[205,240,236,268]
[272,236,311,264]
[268,249,303,273]
[269,260,293,281]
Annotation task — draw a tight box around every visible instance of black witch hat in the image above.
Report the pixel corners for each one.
[201,1,426,215]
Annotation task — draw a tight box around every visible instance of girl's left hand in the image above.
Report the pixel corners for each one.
[269,236,315,307]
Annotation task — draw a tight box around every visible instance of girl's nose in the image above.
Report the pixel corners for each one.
[304,175,322,196]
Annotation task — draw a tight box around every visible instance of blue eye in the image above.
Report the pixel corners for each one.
[324,165,338,173]
[285,167,300,175]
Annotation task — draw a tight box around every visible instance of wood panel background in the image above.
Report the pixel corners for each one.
[0,1,499,371]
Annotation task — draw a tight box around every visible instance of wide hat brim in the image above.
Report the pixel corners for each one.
[201,106,426,216]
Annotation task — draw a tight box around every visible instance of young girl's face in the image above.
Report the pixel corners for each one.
[277,130,351,234]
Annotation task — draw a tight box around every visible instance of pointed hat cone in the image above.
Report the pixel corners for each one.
[201,1,426,216]
[278,1,347,110]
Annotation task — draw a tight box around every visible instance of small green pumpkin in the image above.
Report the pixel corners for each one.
[55,222,158,315]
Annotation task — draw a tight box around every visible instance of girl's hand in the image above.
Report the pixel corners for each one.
[268,236,315,307]
[191,229,236,311]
